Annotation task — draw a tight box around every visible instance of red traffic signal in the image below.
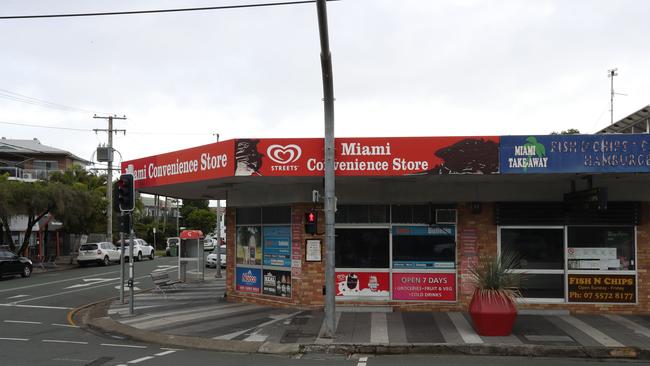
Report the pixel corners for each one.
[117,173,135,212]
[305,211,317,235]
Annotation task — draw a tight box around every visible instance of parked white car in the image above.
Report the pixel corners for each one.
[204,238,217,251]
[77,242,121,266]
[116,238,155,262]
[206,245,226,268]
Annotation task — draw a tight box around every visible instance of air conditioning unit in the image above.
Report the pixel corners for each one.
[23,172,34,179]
[435,209,457,224]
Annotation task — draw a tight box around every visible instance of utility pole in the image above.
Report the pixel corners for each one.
[608,68,618,125]
[214,134,223,279]
[316,0,336,338]
[93,114,127,243]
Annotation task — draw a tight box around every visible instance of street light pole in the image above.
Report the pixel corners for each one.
[316,0,336,338]
[214,134,223,279]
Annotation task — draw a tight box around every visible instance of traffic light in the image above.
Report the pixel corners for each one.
[117,173,135,212]
[119,213,132,233]
[305,210,317,235]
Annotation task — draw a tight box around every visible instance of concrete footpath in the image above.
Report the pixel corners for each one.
[78,276,650,360]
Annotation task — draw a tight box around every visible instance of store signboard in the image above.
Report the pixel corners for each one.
[262,269,292,298]
[234,137,499,177]
[122,140,234,189]
[567,274,635,303]
[392,273,456,301]
[336,272,390,298]
[236,267,261,293]
[262,226,291,267]
[500,134,650,174]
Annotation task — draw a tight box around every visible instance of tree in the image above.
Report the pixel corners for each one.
[185,209,217,236]
[550,128,580,135]
[0,167,108,254]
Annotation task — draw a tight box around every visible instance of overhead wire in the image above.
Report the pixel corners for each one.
[0,0,338,20]
[0,120,214,136]
[0,88,106,114]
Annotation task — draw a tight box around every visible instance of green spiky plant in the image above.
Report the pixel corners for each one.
[469,251,525,304]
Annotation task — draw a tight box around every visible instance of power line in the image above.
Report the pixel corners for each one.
[0,0,338,20]
[0,88,104,114]
[0,120,215,136]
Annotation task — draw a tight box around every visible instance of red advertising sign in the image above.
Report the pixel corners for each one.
[122,140,234,189]
[123,136,499,189]
[336,272,390,298]
[235,137,499,177]
[392,273,456,301]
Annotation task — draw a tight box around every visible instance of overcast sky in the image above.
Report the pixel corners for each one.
[1,0,649,167]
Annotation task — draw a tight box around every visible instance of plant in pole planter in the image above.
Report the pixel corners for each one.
[468,251,524,336]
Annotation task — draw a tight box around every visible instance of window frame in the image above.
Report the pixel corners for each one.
[498,225,638,305]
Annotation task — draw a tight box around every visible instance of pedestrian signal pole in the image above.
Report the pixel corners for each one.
[116,173,135,311]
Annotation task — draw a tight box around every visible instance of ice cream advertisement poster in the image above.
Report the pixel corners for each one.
[236,267,261,293]
[336,272,389,298]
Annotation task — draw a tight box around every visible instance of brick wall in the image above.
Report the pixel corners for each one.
[226,202,650,314]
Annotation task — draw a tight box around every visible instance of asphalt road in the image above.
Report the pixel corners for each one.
[0,256,647,366]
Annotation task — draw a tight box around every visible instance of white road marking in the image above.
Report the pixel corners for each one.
[9,273,161,304]
[4,320,42,324]
[558,315,624,347]
[220,311,302,341]
[0,270,122,293]
[370,313,389,344]
[447,312,483,344]
[0,337,29,341]
[52,323,80,328]
[153,265,177,272]
[128,356,155,363]
[160,347,182,351]
[358,363,366,366]
[359,356,368,362]
[64,278,119,289]
[42,339,89,345]
[0,303,72,310]
[101,343,147,349]
[154,350,176,356]
[6,294,29,299]
[604,314,650,338]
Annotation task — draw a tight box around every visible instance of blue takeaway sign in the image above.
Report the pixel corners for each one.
[500,134,650,174]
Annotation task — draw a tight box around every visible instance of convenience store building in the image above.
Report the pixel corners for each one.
[123,114,650,314]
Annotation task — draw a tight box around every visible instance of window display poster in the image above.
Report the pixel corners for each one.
[236,267,261,293]
[263,226,291,267]
[336,272,389,298]
[262,269,292,298]
[236,226,262,265]
[392,273,456,301]
[568,274,635,303]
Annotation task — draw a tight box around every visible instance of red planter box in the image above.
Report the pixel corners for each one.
[469,290,517,336]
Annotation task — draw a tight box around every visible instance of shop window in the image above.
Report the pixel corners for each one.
[335,228,389,268]
[261,206,291,224]
[335,205,389,223]
[500,227,565,300]
[500,228,564,270]
[520,274,565,299]
[236,208,261,225]
[391,204,432,224]
[567,226,635,271]
[236,226,261,265]
[392,225,455,269]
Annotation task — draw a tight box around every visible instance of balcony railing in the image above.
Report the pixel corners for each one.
[0,167,63,181]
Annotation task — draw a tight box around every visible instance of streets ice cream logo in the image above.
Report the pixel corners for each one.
[241,270,258,284]
[507,136,549,171]
[266,144,302,172]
